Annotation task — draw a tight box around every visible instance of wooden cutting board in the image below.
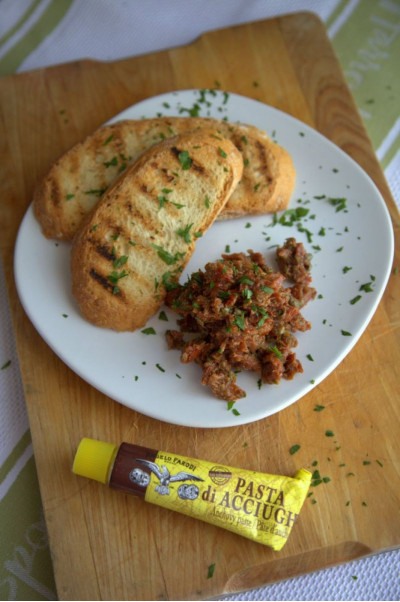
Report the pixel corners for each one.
[1,12,399,601]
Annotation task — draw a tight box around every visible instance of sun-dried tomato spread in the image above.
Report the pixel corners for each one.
[165,239,316,402]
[276,237,312,285]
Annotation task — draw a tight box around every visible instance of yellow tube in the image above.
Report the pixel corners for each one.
[73,438,311,551]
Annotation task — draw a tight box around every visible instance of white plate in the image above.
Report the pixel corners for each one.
[14,90,394,428]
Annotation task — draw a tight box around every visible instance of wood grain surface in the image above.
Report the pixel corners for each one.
[0,12,399,601]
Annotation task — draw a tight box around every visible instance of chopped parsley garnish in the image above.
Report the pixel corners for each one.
[237,276,254,286]
[84,189,106,196]
[297,224,313,243]
[158,195,168,210]
[257,309,268,327]
[102,134,114,146]
[152,244,185,265]
[158,311,168,321]
[269,345,282,359]
[207,563,216,579]
[341,330,352,336]
[108,269,128,286]
[350,295,362,305]
[66,193,75,200]
[359,282,374,292]
[161,270,180,291]
[156,364,165,372]
[234,311,245,331]
[179,103,201,117]
[177,223,193,243]
[343,266,352,273]
[306,354,314,361]
[205,196,210,208]
[314,404,325,411]
[218,291,230,300]
[158,188,184,209]
[113,255,128,269]
[329,197,347,212]
[178,150,192,169]
[141,327,156,335]
[325,430,335,437]
[289,444,301,455]
[1,360,11,370]
[104,156,118,168]
[218,147,227,158]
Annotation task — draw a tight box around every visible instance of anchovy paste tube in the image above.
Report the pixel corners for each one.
[72,438,311,550]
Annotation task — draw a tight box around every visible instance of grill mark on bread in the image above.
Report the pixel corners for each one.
[192,162,205,174]
[89,268,114,291]
[89,268,127,300]
[50,178,61,206]
[100,208,161,244]
[95,243,115,262]
[170,146,206,174]
[171,146,180,159]
[68,151,81,177]
[255,140,271,178]
[161,167,176,182]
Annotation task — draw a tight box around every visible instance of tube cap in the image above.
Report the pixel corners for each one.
[72,438,118,484]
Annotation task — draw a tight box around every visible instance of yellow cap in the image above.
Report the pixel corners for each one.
[72,438,118,484]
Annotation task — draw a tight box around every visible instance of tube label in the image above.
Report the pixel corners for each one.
[124,446,311,550]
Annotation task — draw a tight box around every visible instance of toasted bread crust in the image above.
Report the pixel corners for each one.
[71,130,243,331]
[34,117,295,240]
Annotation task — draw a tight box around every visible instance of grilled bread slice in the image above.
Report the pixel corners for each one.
[34,117,295,241]
[71,130,243,331]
